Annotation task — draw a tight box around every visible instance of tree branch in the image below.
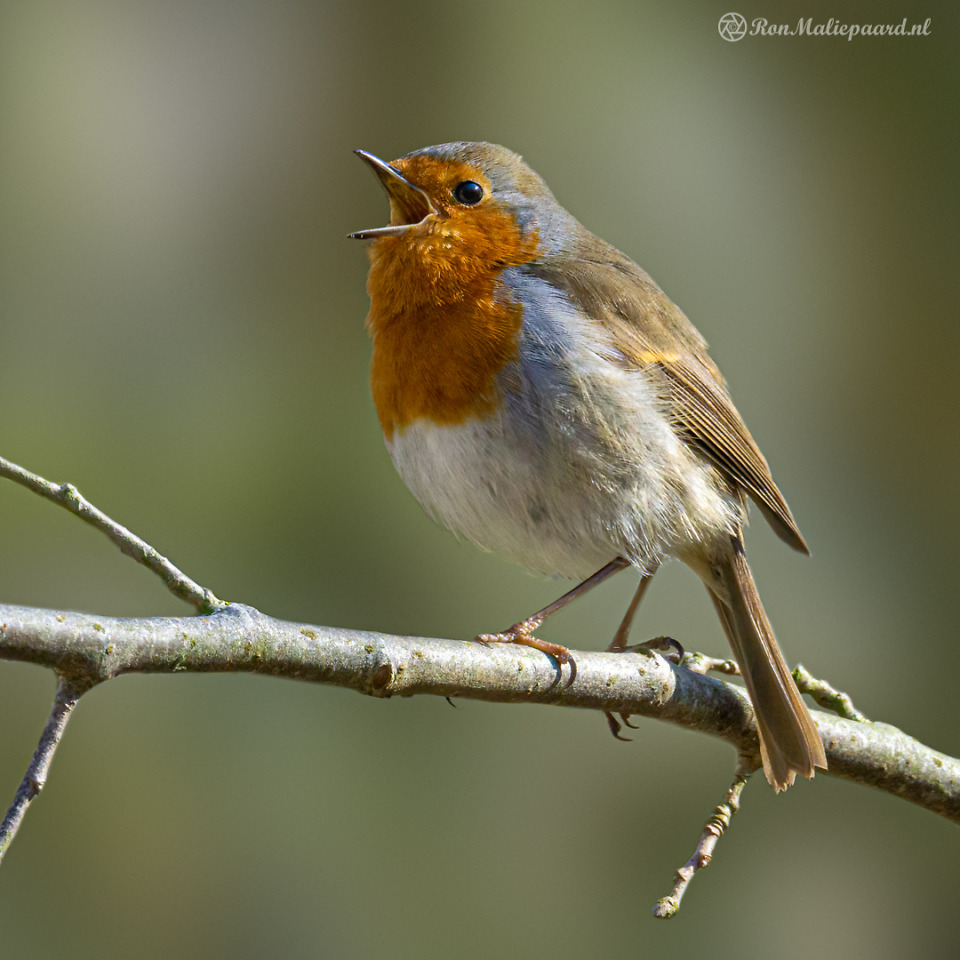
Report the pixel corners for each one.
[2,457,958,915]
[2,601,958,826]
[653,760,752,919]
[0,676,86,864]
[0,456,223,614]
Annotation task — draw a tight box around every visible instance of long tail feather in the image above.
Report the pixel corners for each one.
[706,537,826,791]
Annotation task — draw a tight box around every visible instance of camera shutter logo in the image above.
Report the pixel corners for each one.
[718,12,748,41]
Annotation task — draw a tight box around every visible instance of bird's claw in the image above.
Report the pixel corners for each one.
[474,625,577,688]
[604,710,639,741]
[613,634,684,664]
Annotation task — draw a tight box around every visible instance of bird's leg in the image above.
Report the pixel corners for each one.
[604,566,661,737]
[606,568,657,651]
[476,557,632,682]
[477,557,631,643]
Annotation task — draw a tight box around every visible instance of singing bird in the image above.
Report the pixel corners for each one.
[350,141,826,790]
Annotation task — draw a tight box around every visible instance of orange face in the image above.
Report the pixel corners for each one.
[360,154,540,439]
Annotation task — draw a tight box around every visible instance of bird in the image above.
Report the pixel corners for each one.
[349,141,826,791]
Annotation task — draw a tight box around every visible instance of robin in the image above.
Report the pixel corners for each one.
[349,141,826,791]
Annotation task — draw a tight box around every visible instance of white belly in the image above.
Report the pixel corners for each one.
[384,341,742,581]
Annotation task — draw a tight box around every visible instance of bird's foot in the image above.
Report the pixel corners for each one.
[475,621,576,687]
[603,710,640,741]
[608,634,684,664]
[600,636,681,741]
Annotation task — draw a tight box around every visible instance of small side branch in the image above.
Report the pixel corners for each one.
[653,760,752,918]
[0,456,223,614]
[0,677,88,864]
[681,651,741,676]
[794,664,869,721]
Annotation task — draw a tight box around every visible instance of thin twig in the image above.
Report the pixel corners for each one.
[681,650,741,676]
[653,761,752,919]
[794,664,870,722]
[0,676,89,864]
[0,456,223,614]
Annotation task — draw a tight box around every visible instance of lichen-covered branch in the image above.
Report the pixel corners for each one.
[2,601,958,825]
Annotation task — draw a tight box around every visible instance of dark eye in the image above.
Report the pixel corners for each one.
[453,180,484,205]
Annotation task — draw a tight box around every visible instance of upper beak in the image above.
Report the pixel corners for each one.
[348,149,437,239]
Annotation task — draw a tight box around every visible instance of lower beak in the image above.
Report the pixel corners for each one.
[348,150,437,239]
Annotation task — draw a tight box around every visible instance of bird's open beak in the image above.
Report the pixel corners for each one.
[348,149,437,239]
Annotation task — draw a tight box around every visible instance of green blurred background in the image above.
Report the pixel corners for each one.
[1,0,957,956]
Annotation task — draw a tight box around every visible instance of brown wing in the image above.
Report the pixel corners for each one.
[528,238,808,554]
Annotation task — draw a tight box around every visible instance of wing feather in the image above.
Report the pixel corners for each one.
[527,240,808,554]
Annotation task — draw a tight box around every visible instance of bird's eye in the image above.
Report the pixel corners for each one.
[453,180,484,205]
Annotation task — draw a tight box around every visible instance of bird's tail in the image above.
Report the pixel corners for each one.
[705,536,827,791]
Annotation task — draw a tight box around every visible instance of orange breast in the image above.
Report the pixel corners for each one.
[365,203,539,439]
